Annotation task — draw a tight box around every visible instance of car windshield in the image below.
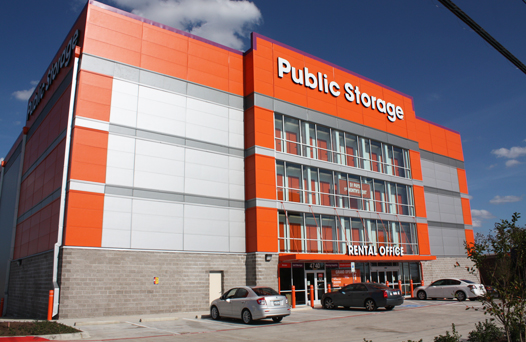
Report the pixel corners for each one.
[461,279,475,284]
[252,287,279,296]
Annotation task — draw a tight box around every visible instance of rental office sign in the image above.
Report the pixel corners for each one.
[347,244,405,257]
[277,57,405,123]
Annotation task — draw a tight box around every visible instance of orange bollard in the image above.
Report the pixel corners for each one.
[47,290,54,321]
[0,298,4,317]
[386,281,389,288]
[310,285,314,308]
[410,279,414,297]
[328,284,331,293]
[398,280,402,292]
[292,285,296,309]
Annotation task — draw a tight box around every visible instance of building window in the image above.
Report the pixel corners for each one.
[274,113,412,179]
[278,211,419,255]
[276,162,415,217]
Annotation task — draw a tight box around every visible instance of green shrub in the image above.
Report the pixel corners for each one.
[467,320,504,342]
[434,323,461,342]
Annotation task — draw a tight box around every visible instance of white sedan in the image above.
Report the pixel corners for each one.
[414,278,485,301]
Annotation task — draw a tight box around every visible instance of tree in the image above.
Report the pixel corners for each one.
[466,213,526,342]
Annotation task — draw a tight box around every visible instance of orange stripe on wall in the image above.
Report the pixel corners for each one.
[416,223,431,255]
[244,106,275,150]
[245,154,276,201]
[246,207,278,253]
[69,127,109,183]
[465,229,474,249]
[461,198,473,226]
[457,168,469,194]
[409,150,422,181]
[413,185,427,218]
[64,190,104,247]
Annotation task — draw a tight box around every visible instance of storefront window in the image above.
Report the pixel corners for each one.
[276,161,284,201]
[370,140,383,173]
[334,172,348,209]
[373,179,386,213]
[345,133,360,168]
[362,178,374,211]
[332,130,346,165]
[278,211,418,255]
[360,137,371,171]
[275,115,283,152]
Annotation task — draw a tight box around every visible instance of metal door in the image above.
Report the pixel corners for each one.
[306,270,326,305]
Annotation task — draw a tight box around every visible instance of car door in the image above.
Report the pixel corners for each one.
[337,285,356,307]
[444,279,461,298]
[230,288,249,318]
[426,280,446,298]
[352,284,369,307]
[217,288,238,317]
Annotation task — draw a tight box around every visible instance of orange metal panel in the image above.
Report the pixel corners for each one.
[64,190,104,247]
[461,198,473,225]
[457,168,469,194]
[75,71,112,122]
[465,229,475,248]
[409,150,423,181]
[245,207,278,253]
[69,127,108,183]
[413,185,427,218]
[83,37,142,67]
[416,223,431,255]
[140,54,188,80]
[254,154,277,200]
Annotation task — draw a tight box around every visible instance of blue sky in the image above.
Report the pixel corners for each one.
[1,0,525,235]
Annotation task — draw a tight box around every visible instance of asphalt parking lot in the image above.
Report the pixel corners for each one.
[57,299,487,342]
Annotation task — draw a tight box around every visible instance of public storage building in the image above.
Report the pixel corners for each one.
[0,1,475,318]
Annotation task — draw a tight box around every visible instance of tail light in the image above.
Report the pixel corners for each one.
[257,298,267,305]
[383,290,388,298]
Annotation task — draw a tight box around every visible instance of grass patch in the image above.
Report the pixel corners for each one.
[0,321,79,336]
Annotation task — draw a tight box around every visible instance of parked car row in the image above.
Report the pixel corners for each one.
[210,279,486,324]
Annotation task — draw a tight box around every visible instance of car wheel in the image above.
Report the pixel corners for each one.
[364,299,377,311]
[242,309,253,324]
[272,317,283,323]
[385,306,394,311]
[323,297,335,310]
[210,306,220,320]
[456,291,466,302]
[417,290,427,300]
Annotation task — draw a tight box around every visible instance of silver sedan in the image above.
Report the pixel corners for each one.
[414,278,486,301]
[210,286,291,324]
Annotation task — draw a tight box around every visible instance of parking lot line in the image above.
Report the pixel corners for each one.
[124,321,181,335]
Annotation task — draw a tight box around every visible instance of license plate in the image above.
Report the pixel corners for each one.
[273,300,281,305]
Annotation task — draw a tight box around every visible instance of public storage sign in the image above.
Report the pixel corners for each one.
[277,57,405,123]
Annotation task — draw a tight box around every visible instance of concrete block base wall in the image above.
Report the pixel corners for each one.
[422,257,479,284]
[246,252,278,288]
[5,251,54,319]
[58,248,247,319]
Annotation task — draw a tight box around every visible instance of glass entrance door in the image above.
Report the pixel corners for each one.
[370,266,399,288]
[306,270,326,305]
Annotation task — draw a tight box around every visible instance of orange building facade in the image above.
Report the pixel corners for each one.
[0,1,474,318]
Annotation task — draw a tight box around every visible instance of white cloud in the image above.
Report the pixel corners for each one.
[487,164,497,169]
[107,0,262,50]
[491,146,526,159]
[471,209,495,228]
[30,80,39,86]
[505,160,521,167]
[490,195,523,204]
[12,87,35,101]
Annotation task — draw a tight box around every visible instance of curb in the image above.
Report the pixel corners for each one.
[74,321,120,326]
[37,332,91,340]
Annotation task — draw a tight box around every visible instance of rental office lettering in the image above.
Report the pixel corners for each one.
[347,244,405,257]
[27,30,80,119]
[277,57,404,123]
